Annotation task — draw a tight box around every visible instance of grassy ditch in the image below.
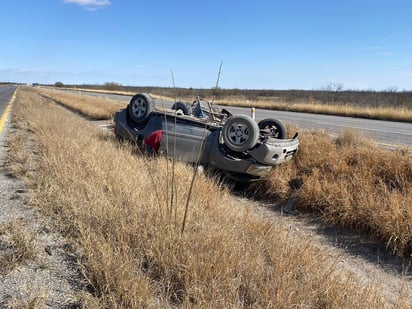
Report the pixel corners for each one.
[253,129,412,256]
[6,88,407,307]
[34,87,412,256]
[36,88,125,120]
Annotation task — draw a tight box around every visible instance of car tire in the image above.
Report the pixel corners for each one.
[127,93,154,125]
[222,115,259,152]
[258,118,287,139]
[171,102,191,115]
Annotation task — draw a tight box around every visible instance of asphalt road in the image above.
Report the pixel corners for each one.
[0,86,17,135]
[228,105,412,147]
[0,86,16,117]
[0,86,17,163]
[59,88,412,147]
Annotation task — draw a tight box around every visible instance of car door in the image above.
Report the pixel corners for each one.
[161,116,210,164]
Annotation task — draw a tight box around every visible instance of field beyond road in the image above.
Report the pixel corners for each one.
[59,85,412,122]
[2,86,412,307]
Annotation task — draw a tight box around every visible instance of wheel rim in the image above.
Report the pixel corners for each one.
[131,98,146,118]
[227,122,250,146]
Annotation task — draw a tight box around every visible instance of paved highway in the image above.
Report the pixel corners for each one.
[0,86,16,117]
[60,88,412,147]
[227,105,412,147]
[0,86,17,163]
[0,86,17,135]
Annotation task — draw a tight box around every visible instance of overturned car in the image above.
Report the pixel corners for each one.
[114,93,299,182]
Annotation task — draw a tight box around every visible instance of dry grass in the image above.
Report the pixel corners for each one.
[261,100,412,122]
[5,88,406,307]
[35,87,125,120]
[56,86,134,96]
[0,220,36,275]
[156,94,412,122]
[0,290,48,309]
[254,129,412,256]
[44,87,412,122]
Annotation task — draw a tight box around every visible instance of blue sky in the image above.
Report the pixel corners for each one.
[0,0,411,90]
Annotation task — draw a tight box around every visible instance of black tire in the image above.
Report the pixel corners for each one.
[258,118,287,139]
[127,93,154,125]
[171,102,191,115]
[222,115,259,152]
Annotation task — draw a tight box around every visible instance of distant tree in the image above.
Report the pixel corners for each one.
[103,82,122,91]
[385,86,398,93]
[324,83,344,92]
[54,81,64,87]
[320,83,344,104]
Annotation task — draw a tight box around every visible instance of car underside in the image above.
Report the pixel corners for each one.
[114,93,300,182]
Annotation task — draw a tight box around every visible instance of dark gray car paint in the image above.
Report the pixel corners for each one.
[114,107,300,181]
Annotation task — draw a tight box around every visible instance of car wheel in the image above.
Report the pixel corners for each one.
[127,93,154,125]
[222,115,259,152]
[258,118,287,139]
[171,102,191,115]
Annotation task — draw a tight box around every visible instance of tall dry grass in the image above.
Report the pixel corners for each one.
[45,87,412,122]
[254,129,412,256]
[5,88,405,307]
[152,93,412,122]
[26,87,412,255]
[35,87,125,120]
[218,98,412,122]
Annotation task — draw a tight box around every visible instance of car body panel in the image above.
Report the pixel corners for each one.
[114,101,300,182]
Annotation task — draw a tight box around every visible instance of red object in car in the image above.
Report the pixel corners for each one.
[144,130,162,155]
